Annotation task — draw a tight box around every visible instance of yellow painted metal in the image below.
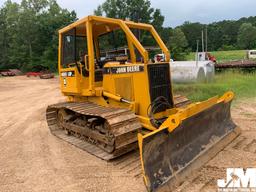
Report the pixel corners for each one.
[138,91,234,143]
[57,15,232,147]
[57,15,180,131]
[138,133,148,186]
[138,91,234,184]
[56,16,238,191]
[86,19,95,92]
[58,33,62,73]
[94,37,100,61]
[102,63,152,117]
[138,91,236,190]
[125,21,152,30]
[55,15,239,192]
[127,36,136,63]
[58,16,169,65]
[102,91,122,102]
[60,67,81,94]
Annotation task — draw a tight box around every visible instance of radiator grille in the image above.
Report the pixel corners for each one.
[148,63,173,112]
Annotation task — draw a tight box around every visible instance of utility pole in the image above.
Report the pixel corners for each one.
[205,26,208,53]
[201,30,204,53]
[196,40,199,67]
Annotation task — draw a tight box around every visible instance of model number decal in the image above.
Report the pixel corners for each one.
[104,66,144,74]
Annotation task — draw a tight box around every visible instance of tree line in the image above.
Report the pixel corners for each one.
[0,0,76,71]
[0,0,256,71]
[180,18,256,52]
[95,0,256,60]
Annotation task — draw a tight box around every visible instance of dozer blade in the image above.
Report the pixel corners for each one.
[138,92,241,192]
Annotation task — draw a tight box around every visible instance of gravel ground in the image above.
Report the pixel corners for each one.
[0,76,145,192]
[0,76,255,192]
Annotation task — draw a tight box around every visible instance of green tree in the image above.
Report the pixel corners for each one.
[0,4,8,69]
[94,0,164,32]
[0,1,20,69]
[237,23,256,49]
[179,17,256,52]
[180,22,203,51]
[0,0,76,71]
[151,8,164,39]
[94,5,103,16]
[168,28,188,60]
[38,0,76,71]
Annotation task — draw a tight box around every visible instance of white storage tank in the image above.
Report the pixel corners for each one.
[170,61,215,83]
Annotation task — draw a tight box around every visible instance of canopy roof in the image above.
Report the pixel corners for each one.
[59,15,170,63]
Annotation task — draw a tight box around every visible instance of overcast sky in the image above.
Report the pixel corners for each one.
[1,0,256,27]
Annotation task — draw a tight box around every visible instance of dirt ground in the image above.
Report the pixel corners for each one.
[0,76,256,192]
[174,98,256,192]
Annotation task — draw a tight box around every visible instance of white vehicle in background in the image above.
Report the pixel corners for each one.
[247,50,256,59]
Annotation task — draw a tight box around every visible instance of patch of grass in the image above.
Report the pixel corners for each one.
[211,50,247,63]
[186,50,247,62]
[173,71,256,102]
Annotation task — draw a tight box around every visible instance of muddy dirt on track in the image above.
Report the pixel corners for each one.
[0,76,256,192]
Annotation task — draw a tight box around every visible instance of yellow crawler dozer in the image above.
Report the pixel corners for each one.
[46,16,240,191]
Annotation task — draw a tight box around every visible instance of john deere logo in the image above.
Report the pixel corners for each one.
[217,168,256,192]
[104,65,144,74]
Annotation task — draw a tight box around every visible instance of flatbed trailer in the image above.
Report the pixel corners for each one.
[215,60,256,69]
